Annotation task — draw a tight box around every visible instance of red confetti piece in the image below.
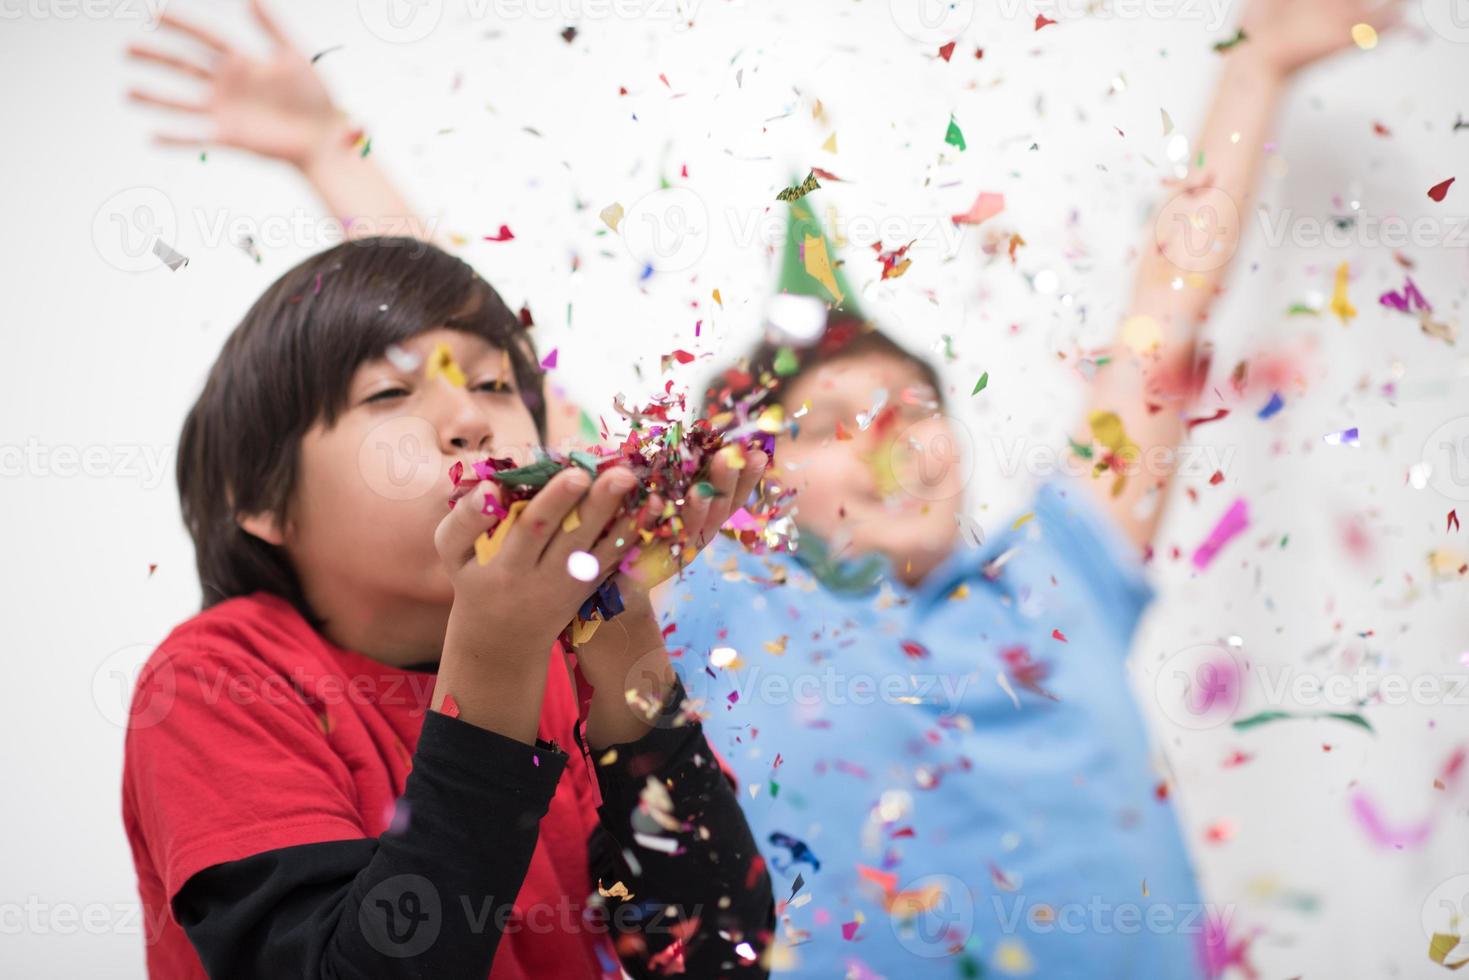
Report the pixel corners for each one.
[440,693,461,719]
[1035,13,1056,29]
[938,41,955,61]
[1372,121,1391,137]
[1051,629,1067,643]
[1450,509,1460,532]
[1186,408,1231,430]
[1428,177,1456,202]
[901,640,929,659]
[483,225,515,242]
[1209,470,1225,485]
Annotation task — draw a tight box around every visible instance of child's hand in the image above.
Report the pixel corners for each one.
[608,444,769,614]
[126,0,344,170]
[435,465,642,662]
[1240,0,1402,78]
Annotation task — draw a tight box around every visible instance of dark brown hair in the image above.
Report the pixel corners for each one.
[703,313,945,417]
[176,236,546,626]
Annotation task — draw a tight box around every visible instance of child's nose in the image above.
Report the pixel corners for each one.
[437,392,494,458]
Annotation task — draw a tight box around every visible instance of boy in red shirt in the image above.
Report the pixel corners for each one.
[122,236,774,977]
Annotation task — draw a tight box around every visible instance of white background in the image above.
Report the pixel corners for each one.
[3,0,1468,976]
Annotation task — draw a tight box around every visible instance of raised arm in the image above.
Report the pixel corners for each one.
[127,0,428,239]
[1077,0,1402,551]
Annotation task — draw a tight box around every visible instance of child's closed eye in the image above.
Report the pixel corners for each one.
[363,379,513,405]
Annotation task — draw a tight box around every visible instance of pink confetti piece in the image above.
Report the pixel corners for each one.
[541,347,558,369]
[952,191,1005,226]
[483,225,515,242]
[1191,498,1250,571]
[841,920,861,941]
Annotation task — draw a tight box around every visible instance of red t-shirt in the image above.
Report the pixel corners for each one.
[121,591,622,979]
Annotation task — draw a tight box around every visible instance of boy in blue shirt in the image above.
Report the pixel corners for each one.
[661,2,1399,974]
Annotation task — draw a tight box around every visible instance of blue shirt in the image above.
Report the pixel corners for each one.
[659,480,1207,978]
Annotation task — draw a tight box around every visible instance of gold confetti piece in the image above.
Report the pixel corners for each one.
[1011,512,1035,530]
[724,444,748,470]
[1142,878,1149,897]
[764,635,788,655]
[598,748,618,765]
[562,506,582,534]
[822,132,837,153]
[571,614,603,645]
[598,879,634,900]
[948,583,970,600]
[427,341,467,387]
[599,202,624,232]
[802,234,843,304]
[475,500,527,565]
[1088,409,1141,497]
[1429,932,1469,970]
[994,939,1034,975]
[1329,262,1357,325]
[756,405,785,433]
[712,288,723,307]
[1351,22,1377,49]
[1120,314,1161,353]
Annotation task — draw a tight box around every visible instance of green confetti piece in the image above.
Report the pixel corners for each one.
[578,410,600,444]
[945,115,967,151]
[199,151,207,163]
[769,780,780,799]
[773,346,800,377]
[1286,303,1320,316]
[359,137,372,158]
[1067,437,1094,460]
[692,481,721,499]
[491,457,567,489]
[569,450,602,475]
[971,371,989,396]
[1213,28,1247,52]
[1232,709,1374,734]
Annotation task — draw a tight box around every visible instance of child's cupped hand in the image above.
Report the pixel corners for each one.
[434,465,642,661]
[607,444,769,611]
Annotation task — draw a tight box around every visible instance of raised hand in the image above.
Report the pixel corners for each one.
[1240,0,1404,77]
[126,0,344,168]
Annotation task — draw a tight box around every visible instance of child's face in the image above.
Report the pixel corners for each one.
[777,352,964,583]
[274,328,541,621]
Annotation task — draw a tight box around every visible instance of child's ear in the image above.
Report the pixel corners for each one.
[237,510,286,547]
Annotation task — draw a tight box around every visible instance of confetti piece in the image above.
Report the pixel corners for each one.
[1213,28,1247,52]
[1329,262,1356,324]
[768,831,820,872]
[802,234,844,304]
[1450,510,1460,532]
[821,132,837,153]
[951,190,1005,226]
[1429,177,1456,202]
[901,640,929,660]
[776,170,821,203]
[426,341,467,387]
[475,500,527,565]
[1011,511,1034,530]
[599,202,624,231]
[1051,629,1067,643]
[712,288,723,307]
[1191,497,1249,571]
[944,115,966,151]
[1428,933,1469,970]
[152,238,189,271]
[440,693,461,719]
[483,224,515,242]
[1232,709,1373,733]
[598,880,634,900]
[1379,276,1431,314]
[773,347,799,376]
[971,371,989,396]
[938,41,956,61]
[310,44,344,64]
[540,348,558,370]
[1350,22,1378,49]
[1257,392,1285,419]
[1034,13,1056,29]
[1323,427,1360,447]
[567,550,599,582]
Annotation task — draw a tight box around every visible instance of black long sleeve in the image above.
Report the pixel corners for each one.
[172,710,567,979]
[172,684,773,979]
[582,677,775,978]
